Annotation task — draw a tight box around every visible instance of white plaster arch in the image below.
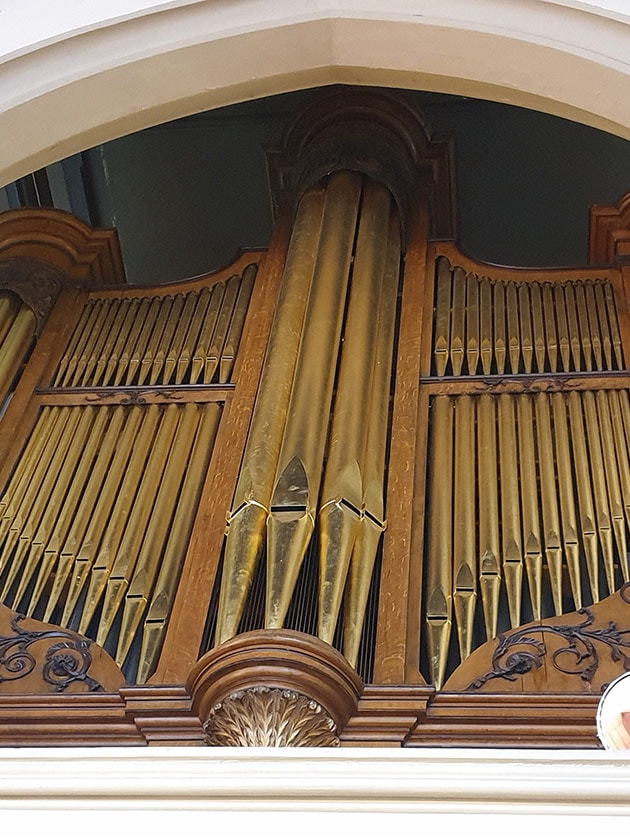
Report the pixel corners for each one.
[1,0,630,187]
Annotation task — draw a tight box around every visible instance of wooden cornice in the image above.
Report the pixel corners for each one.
[0,208,126,285]
[589,191,630,265]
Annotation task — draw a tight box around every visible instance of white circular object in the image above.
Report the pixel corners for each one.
[597,671,630,750]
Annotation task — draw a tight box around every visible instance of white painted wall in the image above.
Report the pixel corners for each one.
[1,1,630,186]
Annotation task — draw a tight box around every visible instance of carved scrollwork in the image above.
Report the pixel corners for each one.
[467,583,630,691]
[0,613,103,692]
[203,685,339,747]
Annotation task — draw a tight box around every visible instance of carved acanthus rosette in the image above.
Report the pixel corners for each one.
[188,629,363,747]
[204,685,339,747]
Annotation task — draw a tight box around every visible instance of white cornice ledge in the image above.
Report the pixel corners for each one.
[0,747,629,814]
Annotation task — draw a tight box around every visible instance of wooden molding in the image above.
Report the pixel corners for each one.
[187,629,363,744]
[0,208,126,285]
[589,191,630,265]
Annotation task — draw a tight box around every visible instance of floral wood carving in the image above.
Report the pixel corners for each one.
[0,612,101,692]
[444,584,630,694]
[0,603,124,694]
[203,685,339,747]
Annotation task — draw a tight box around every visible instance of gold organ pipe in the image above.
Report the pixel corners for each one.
[583,391,615,594]
[0,407,51,530]
[565,284,582,370]
[83,300,120,386]
[585,283,603,370]
[190,285,224,385]
[551,393,582,607]
[466,273,479,375]
[44,407,127,621]
[426,395,453,690]
[0,407,70,567]
[116,298,150,384]
[115,404,199,664]
[0,304,36,406]
[595,283,613,370]
[343,213,400,668]
[605,283,624,368]
[479,277,493,375]
[2,408,84,604]
[575,283,593,371]
[104,298,139,386]
[150,294,185,385]
[72,299,107,386]
[596,390,628,584]
[518,285,533,374]
[553,284,571,372]
[220,265,256,383]
[26,407,111,614]
[126,297,161,385]
[214,185,327,644]
[55,301,92,386]
[534,393,563,615]
[450,267,465,376]
[137,403,221,683]
[205,275,240,385]
[609,390,630,581]
[0,407,58,588]
[433,257,451,377]
[542,284,558,373]
[139,296,173,386]
[0,294,21,345]
[95,405,180,646]
[176,289,210,385]
[164,292,199,385]
[498,393,522,627]
[453,395,477,659]
[517,395,542,619]
[506,283,520,374]
[494,281,507,375]
[266,171,362,631]
[530,283,546,372]
[0,407,63,545]
[317,180,391,644]
[477,394,501,640]
[567,391,600,602]
[94,299,130,386]
[64,299,100,386]
[61,407,144,627]
[78,406,160,635]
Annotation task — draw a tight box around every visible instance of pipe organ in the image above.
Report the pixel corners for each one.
[0,87,630,747]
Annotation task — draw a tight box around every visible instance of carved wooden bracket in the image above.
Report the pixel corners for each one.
[589,191,630,264]
[187,629,363,746]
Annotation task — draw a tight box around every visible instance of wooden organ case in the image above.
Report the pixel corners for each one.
[1,89,630,747]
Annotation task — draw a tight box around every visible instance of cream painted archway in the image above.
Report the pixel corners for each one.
[1,0,630,187]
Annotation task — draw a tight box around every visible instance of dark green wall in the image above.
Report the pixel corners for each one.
[83,89,630,285]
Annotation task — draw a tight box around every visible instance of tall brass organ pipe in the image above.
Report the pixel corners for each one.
[0,292,36,407]
[215,172,401,660]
